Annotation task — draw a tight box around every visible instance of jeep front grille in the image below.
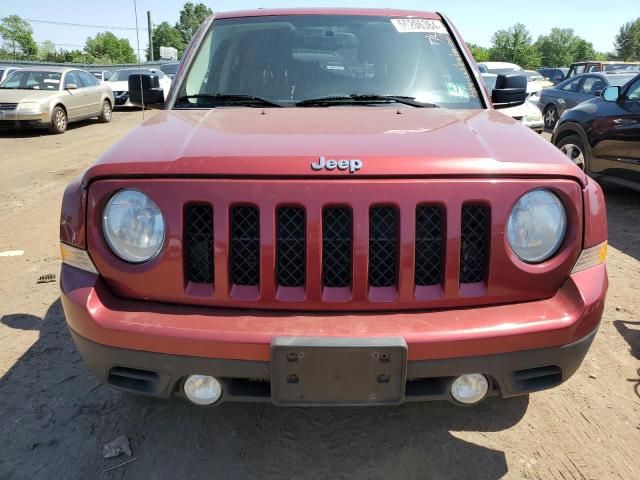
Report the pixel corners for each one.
[183,203,489,293]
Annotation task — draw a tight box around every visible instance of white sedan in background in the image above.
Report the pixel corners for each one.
[107,68,171,107]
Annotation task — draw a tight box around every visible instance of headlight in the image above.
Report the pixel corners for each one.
[507,189,566,263]
[18,102,44,114]
[102,189,165,263]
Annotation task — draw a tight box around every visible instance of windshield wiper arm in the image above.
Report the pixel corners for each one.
[295,94,438,108]
[176,93,285,108]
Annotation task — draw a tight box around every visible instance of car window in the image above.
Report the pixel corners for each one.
[560,77,581,92]
[180,15,483,109]
[580,76,606,95]
[626,79,640,100]
[586,64,599,72]
[64,71,82,88]
[78,71,99,87]
[1,70,61,90]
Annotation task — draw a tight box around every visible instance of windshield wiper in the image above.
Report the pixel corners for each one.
[175,93,285,108]
[295,94,438,108]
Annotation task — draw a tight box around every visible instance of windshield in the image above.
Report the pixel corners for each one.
[525,71,544,81]
[177,15,482,109]
[0,70,61,90]
[604,64,640,73]
[110,69,163,82]
[607,74,637,87]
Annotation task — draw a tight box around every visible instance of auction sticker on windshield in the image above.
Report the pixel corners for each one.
[390,18,447,34]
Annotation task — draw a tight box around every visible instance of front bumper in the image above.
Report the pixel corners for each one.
[61,263,607,403]
[0,109,49,126]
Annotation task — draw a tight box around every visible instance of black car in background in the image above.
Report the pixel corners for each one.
[538,72,637,130]
[552,74,640,190]
[538,67,568,85]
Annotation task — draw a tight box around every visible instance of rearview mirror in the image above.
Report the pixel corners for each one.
[602,86,620,102]
[128,73,164,109]
[65,83,78,90]
[491,74,527,109]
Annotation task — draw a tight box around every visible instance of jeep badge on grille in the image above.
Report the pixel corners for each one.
[312,157,362,174]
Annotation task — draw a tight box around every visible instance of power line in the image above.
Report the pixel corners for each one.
[25,18,148,31]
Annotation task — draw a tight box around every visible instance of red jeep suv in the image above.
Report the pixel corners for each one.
[60,9,608,406]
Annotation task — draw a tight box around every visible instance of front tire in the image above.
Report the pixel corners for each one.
[544,105,558,130]
[556,134,587,171]
[98,100,112,123]
[49,106,67,134]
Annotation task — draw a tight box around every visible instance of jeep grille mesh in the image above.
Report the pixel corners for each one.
[277,207,306,287]
[460,205,489,284]
[415,206,444,286]
[184,204,214,284]
[368,207,399,288]
[230,206,260,286]
[322,207,352,288]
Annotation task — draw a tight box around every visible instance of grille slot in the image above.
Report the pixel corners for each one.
[184,204,214,284]
[460,205,489,284]
[231,206,260,286]
[415,206,444,286]
[276,207,306,287]
[368,207,399,288]
[322,207,352,288]
[0,103,17,111]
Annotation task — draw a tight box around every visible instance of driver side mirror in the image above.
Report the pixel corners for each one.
[128,73,165,109]
[603,86,621,102]
[65,83,78,90]
[491,74,527,109]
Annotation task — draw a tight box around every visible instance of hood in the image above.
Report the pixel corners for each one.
[107,81,128,91]
[84,107,586,184]
[0,89,60,103]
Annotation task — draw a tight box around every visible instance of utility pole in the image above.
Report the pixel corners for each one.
[147,11,154,61]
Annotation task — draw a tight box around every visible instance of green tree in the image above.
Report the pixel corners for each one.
[614,19,640,60]
[535,28,577,67]
[85,31,136,64]
[38,40,57,60]
[467,43,490,62]
[148,21,186,60]
[176,2,213,43]
[572,39,597,62]
[0,15,38,59]
[490,23,541,69]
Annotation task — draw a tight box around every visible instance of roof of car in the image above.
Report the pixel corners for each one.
[9,66,76,73]
[477,61,522,69]
[215,8,441,20]
[572,61,640,65]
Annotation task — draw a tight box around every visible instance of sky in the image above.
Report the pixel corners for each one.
[1,0,630,56]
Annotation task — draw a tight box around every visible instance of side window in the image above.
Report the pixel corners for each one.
[626,79,640,101]
[64,71,81,88]
[580,77,606,95]
[78,71,99,87]
[573,65,585,75]
[587,64,600,72]
[561,78,581,92]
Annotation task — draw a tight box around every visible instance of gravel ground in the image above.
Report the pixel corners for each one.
[0,113,638,480]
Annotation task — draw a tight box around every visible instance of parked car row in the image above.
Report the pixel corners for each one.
[0,64,176,134]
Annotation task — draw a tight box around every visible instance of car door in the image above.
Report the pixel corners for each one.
[78,71,103,115]
[591,77,640,183]
[63,70,89,119]
[554,77,583,115]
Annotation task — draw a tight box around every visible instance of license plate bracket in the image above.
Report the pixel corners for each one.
[271,337,407,406]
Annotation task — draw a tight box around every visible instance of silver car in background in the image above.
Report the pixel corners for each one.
[0,66,114,134]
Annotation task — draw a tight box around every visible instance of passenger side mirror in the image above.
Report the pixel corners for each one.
[491,74,527,109]
[65,83,78,90]
[602,86,621,102]
[128,73,165,109]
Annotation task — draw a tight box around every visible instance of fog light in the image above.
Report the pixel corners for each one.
[183,375,222,405]
[451,373,489,405]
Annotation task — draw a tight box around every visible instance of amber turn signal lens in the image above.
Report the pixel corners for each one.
[571,241,607,274]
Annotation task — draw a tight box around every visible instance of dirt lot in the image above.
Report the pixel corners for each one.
[0,113,638,480]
